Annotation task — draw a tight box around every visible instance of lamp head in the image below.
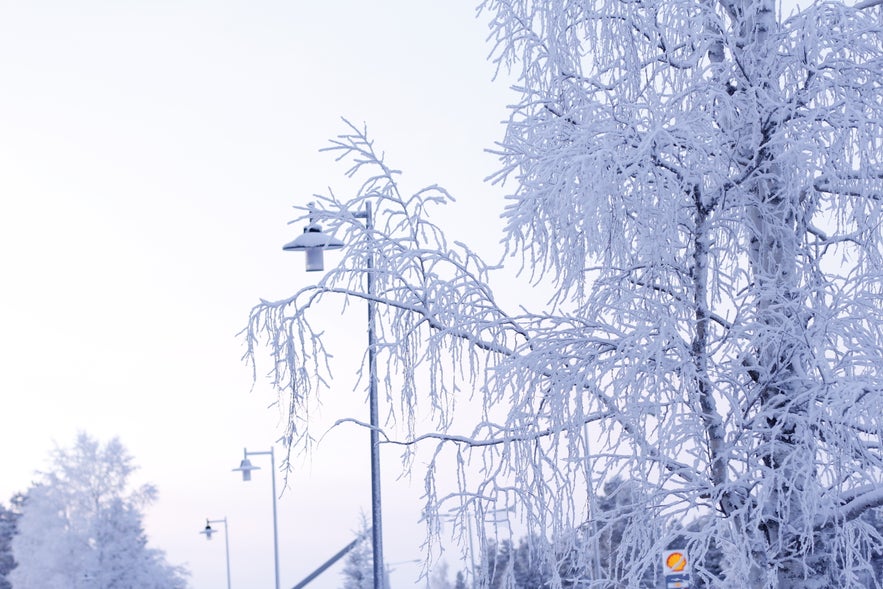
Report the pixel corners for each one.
[283,222,345,272]
[200,520,214,540]
[233,457,260,482]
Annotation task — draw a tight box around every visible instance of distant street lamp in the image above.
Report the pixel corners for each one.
[199,517,232,589]
[233,447,281,589]
[283,201,385,589]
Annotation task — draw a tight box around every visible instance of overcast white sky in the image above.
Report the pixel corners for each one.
[0,2,516,588]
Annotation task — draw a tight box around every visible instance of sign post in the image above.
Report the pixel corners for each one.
[662,550,690,589]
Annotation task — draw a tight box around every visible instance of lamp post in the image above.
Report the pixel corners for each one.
[232,447,281,589]
[200,517,232,589]
[283,201,385,589]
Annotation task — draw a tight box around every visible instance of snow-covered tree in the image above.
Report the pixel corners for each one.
[590,478,661,588]
[479,539,516,589]
[0,495,22,589]
[477,536,555,589]
[511,537,555,589]
[9,433,188,589]
[454,570,468,589]
[428,561,455,589]
[466,485,661,589]
[341,520,373,589]
[245,0,883,586]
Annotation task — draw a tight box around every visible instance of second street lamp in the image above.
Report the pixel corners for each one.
[283,201,385,589]
[233,447,281,589]
[199,517,232,589]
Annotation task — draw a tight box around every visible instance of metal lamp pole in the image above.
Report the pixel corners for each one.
[233,447,281,589]
[283,202,385,589]
[200,517,232,589]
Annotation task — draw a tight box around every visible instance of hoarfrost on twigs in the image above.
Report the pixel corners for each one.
[247,0,883,584]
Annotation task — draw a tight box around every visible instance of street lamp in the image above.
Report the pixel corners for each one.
[200,517,232,589]
[232,447,281,589]
[283,201,385,589]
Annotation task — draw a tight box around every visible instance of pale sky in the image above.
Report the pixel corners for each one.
[0,2,514,588]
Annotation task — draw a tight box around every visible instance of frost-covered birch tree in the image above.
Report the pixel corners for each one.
[246,0,883,587]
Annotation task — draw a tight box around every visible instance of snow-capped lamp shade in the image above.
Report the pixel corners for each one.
[233,457,260,482]
[283,222,345,272]
[200,521,214,540]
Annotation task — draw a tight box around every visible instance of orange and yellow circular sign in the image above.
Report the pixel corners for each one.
[664,551,687,573]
